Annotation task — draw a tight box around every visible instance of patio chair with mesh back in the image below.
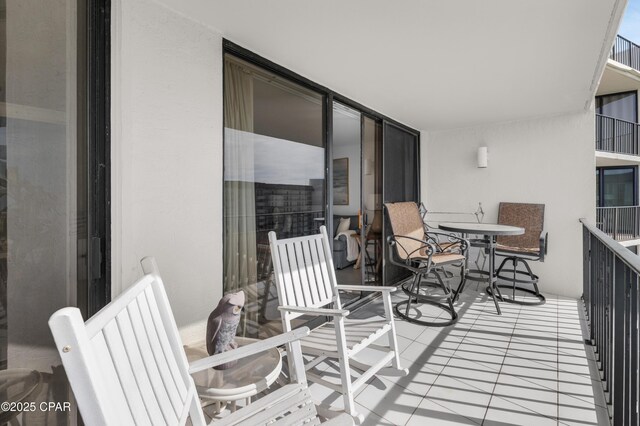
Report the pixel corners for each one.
[385,202,469,326]
[494,202,548,305]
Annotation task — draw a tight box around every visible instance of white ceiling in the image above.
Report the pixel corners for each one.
[597,60,640,96]
[159,0,625,131]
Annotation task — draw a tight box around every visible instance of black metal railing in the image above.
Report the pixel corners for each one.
[611,35,640,72]
[596,206,640,241]
[581,219,639,425]
[596,114,640,155]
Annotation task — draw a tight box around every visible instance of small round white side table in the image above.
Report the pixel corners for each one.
[184,337,282,413]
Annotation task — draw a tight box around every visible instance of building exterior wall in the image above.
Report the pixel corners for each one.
[422,111,596,298]
[111,0,224,338]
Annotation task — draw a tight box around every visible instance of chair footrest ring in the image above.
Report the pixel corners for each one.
[394,300,458,327]
[486,285,545,306]
[400,281,452,303]
[496,269,539,285]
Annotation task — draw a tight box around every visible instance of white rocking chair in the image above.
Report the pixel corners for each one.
[268,226,408,423]
[48,257,353,426]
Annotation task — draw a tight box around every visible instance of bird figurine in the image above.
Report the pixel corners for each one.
[206,290,245,370]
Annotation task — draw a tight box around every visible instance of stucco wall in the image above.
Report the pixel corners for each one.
[421,111,596,298]
[111,0,223,337]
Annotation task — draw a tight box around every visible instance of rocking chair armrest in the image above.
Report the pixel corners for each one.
[277,305,350,317]
[336,285,397,293]
[188,327,310,374]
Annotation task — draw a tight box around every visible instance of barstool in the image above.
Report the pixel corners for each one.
[491,202,548,305]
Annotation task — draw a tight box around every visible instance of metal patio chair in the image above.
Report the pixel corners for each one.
[494,202,548,305]
[268,227,407,423]
[48,257,353,426]
[385,202,469,326]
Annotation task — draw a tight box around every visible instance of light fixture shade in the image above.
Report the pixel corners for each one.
[477,146,488,168]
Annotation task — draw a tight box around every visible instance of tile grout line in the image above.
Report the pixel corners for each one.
[480,298,521,425]
[405,287,494,425]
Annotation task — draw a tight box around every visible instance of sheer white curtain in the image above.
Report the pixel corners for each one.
[223,60,258,336]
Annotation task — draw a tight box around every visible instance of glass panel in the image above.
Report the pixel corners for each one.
[332,102,361,294]
[596,169,600,207]
[362,116,382,285]
[383,123,419,286]
[1,0,86,422]
[223,54,325,338]
[602,168,636,207]
[596,92,637,122]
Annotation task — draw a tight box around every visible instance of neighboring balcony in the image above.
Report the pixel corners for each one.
[596,205,640,241]
[610,34,640,72]
[595,114,640,156]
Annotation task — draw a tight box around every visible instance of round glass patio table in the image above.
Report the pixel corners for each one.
[184,337,282,413]
[438,222,524,315]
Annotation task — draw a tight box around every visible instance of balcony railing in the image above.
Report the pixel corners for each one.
[581,219,639,425]
[596,206,640,241]
[596,114,640,155]
[611,35,640,72]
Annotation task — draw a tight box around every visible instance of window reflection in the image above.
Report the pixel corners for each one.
[223,55,325,337]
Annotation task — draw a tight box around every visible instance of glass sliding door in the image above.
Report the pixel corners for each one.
[331,103,383,305]
[223,54,325,338]
[383,122,419,286]
[332,102,362,293]
[362,116,383,285]
[0,0,93,423]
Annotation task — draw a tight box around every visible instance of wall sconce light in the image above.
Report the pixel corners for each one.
[477,146,488,168]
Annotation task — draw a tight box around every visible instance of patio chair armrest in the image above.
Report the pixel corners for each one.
[389,234,437,258]
[188,327,310,374]
[425,232,470,252]
[336,285,397,293]
[277,305,350,317]
[539,230,548,261]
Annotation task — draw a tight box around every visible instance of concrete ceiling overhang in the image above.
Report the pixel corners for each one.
[158,0,626,131]
[597,59,640,95]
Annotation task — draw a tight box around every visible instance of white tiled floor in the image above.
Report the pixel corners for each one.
[307,287,611,425]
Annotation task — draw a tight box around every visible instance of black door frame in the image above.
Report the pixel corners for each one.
[222,40,421,289]
[596,165,639,207]
[85,0,111,317]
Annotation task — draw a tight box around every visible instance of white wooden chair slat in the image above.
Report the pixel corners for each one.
[314,235,334,303]
[305,239,324,304]
[102,319,154,426]
[146,269,200,393]
[126,300,181,422]
[142,286,190,401]
[132,292,187,413]
[49,257,353,426]
[89,331,136,424]
[215,383,309,426]
[285,242,306,307]
[268,389,318,426]
[277,243,297,307]
[269,226,406,422]
[293,241,314,306]
[238,384,315,425]
[115,308,171,425]
[84,275,156,338]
